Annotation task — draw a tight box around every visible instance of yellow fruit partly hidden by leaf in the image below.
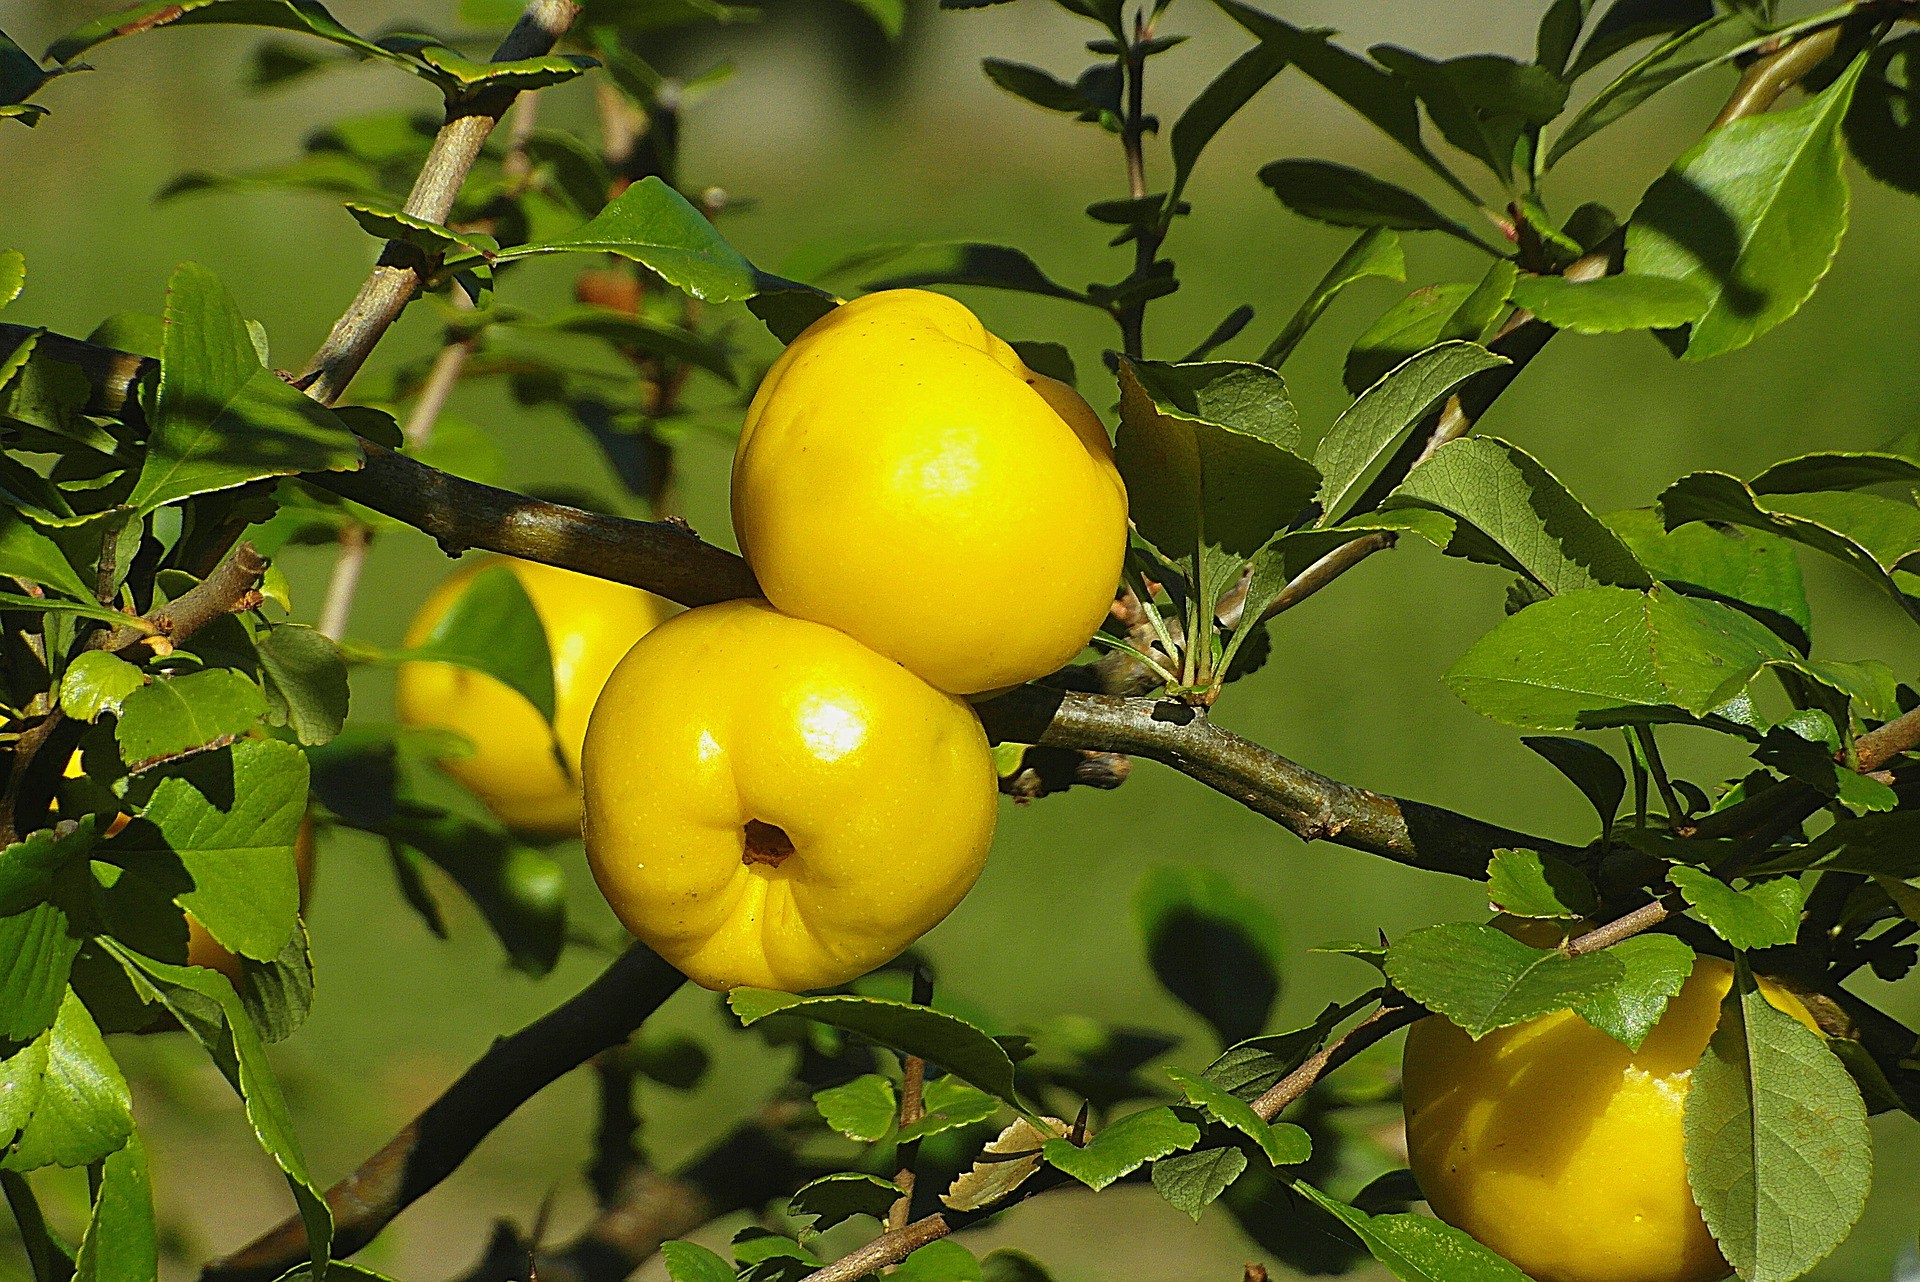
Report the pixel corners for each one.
[581,598,999,991]
[186,812,318,985]
[731,289,1129,696]
[1403,952,1820,1282]
[397,556,665,835]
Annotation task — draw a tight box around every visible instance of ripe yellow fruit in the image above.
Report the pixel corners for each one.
[581,598,999,991]
[731,289,1129,696]
[397,556,665,835]
[186,813,318,984]
[1403,951,1820,1282]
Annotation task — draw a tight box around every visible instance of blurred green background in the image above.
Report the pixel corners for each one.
[3,0,1918,1277]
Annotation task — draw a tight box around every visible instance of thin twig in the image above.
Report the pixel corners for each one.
[798,1216,951,1282]
[314,523,370,642]
[889,968,934,1235]
[1566,899,1675,955]
[1251,1002,1422,1122]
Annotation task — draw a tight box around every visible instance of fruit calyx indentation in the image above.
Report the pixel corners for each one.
[742,819,796,868]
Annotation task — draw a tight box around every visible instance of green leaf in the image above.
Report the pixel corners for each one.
[1259,160,1484,247]
[733,1229,822,1282]
[1749,811,1920,879]
[1044,1105,1201,1191]
[130,262,363,513]
[1605,507,1810,648]
[0,901,82,1043]
[233,919,314,1045]
[401,562,555,723]
[1368,48,1568,185]
[256,623,349,746]
[1388,437,1652,593]
[1570,932,1694,1050]
[113,738,307,962]
[788,1172,903,1234]
[1669,868,1805,949]
[493,178,757,303]
[812,1073,897,1143]
[59,653,145,723]
[46,0,398,66]
[1,990,133,1172]
[860,242,1091,303]
[0,507,100,602]
[0,820,97,917]
[1385,922,1625,1039]
[1343,282,1491,395]
[398,41,597,97]
[0,250,22,307]
[1521,736,1626,830]
[375,802,566,976]
[981,1250,1055,1282]
[1508,273,1709,333]
[1151,1145,1248,1220]
[899,1075,1000,1142]
[113,668,267,767]
[1626,51,1867,360]
[1116,358,1317,615]
[1201,1000,1359,1102]
[1751,450,1920,494]
[73,1132,156,1282]
[1292,1181,1529,1282]
[1165,1066,1311,1166]
[981,58,1091,114]
[108,942,332,1274]
[1568,0,1715,79]
[1261,228,1405,366]
[1445,585,1793,730]
[1135,865,1285,1046]
[1168,39,1292,209]
[344,201,495,258]
[1485,849,1599,919]
[730,990,1023,1108]
[892,1240,983,1282]
[1313,341,1508,524]
[1683,957,1870,1282]
[1549,13,1751,164]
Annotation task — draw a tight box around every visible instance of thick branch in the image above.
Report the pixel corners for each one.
[203,945,686,1282]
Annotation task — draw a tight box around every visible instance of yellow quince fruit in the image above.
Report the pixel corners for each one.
[581,598,998,991]
[731,289,1129,695]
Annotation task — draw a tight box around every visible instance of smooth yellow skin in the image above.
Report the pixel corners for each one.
[1403,952,1820,1282]
[732,289,1129,695]
[581,598,999,991]
[396,557,665,835]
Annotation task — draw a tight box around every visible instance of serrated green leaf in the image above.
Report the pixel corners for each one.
[1201,999,1358,1102]
[1292,1180,1529,1282]
[1669,869,1805,949]
[1259,160,1484,247]
[892,1240,983,1282]
[1389,437,1651,594]
[0,250,22,308]
[1570,932,1694,1050]
[900,1074,1000,1142]
[1627,51,1867,360]
[1605,506,1810,648]
[1262,228,1405,366]
[812,1073,897,1143]
[73,1131,156,1282]
[1683,957,1870,1282]
[403,41,596,96]
[344,201,495,257]
[1151,1144,1248,1220]
[0,507,99,602]
[1508,273,1708,333]
[731,989,1022,1107]
[660,1239,738,1282]
[46,0,399,66]
[493,177,756,303]
[0,820,97,917]
[1135,865,1285,1046]
[113,668,267,767]
[1386,922,1625,1039]
[1313,341,1508,524]
[981,58,1091,114]
[235,918,314,1045]
[1342,282,1482,395]
[1,989,132,1172]
[788,1172,902,1234]
[1485,849,1598,919]
[256,623,349,746]
[1165,1066,1311,1166]
[130,262,362,513]
[59,652,145,723]
[0,901,82,1043]
[1044,1105,1200,1191]
[1368,47,1567,184]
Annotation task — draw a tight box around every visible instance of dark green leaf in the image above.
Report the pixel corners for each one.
[788,1173,903,1233]
[891,1240,983,1282]
[1201,1000,1360,1102]
[1521,736,1626,830]
[73,1132,156,1282]
[730,990,1023,1107]
[113,738,307,962]
[256,623,349,746]
[1134,865,1285,1046]
[1388,437,1653,593]
[861,242,1090,303]
[1550,13,1750,163]
[1683,957,1870,1282]
[1044,1105,1201,1191]
[981,58,1091,113]
[1182,304,1256,362]
[1368,48,1568,184]
[1313,341,1508,524]
[0,820,97,917]
[1168,39,1291,207]
[1152,1144,1248,1220]
[981,1250,1055,1282]
[46,0,397,66]
[1571,932,1694,1050]
[1845,34,1920,200]
[1,990,132,1172]
[1446,585,1792,730]
[812,1073,897,1143]
[1508,273,1709,333]
[1385,922,1625,1039]
[496,178,757,303]
[1749,810,1920,879]
[1259,160,1483,247]
[663,1241,746,1282]
[1262,228,1405,366]
[1485,849,1599,919]
[0,901,82,1043]
[1569,0,1715,79]
[236,919,314,1045]
[0,508,100,602]
[1165,1066,1311,1165]
[130,262,363,513]
[1626,52,1867,360]
[114,668,267,768]
[1536,0,1593,79]
[401,562,555,723]
[1605,506,1810,648]
[1669,869,1805,949]
[1292,1181,1529,1282]
[344,202,495,257]
[376,802,566,976]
